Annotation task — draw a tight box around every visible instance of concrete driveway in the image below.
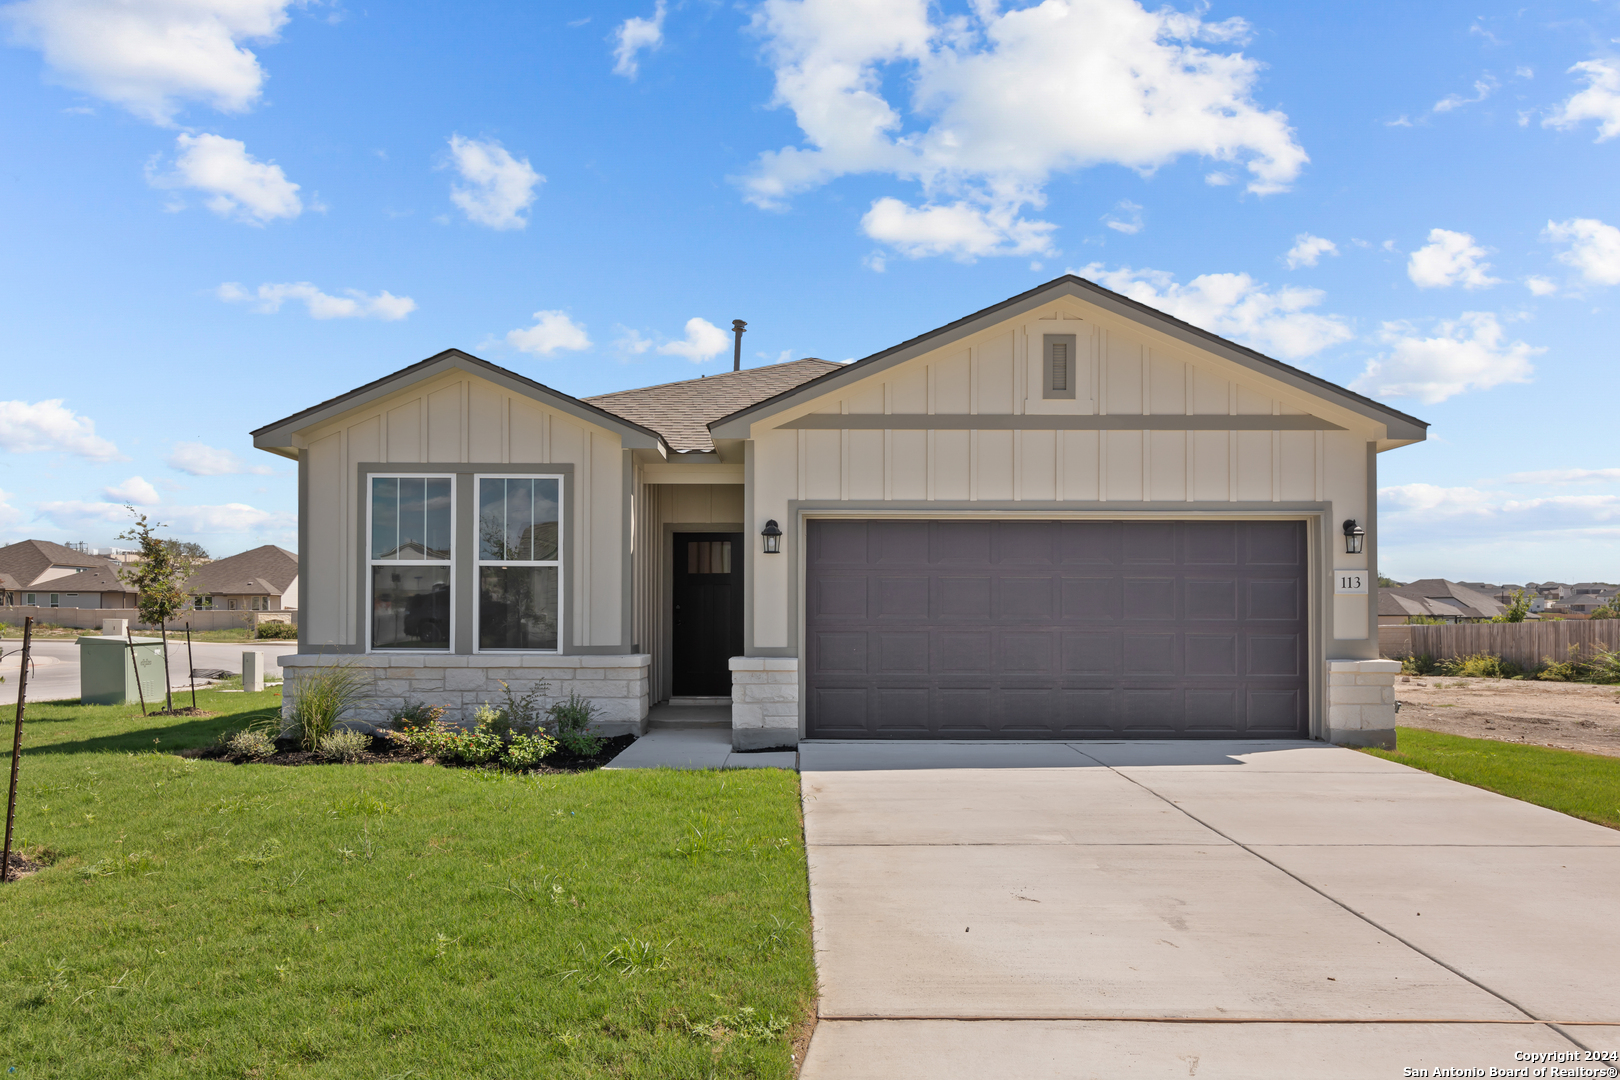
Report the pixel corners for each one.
[797,740,1620,1079]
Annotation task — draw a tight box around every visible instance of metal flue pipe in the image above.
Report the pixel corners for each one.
[732,319,747,371]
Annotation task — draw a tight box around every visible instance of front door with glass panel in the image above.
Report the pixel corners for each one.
[672,533,743,697]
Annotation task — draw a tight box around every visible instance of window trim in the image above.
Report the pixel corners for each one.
[473,472,565,654]
[1042,333,1079,401]
[365,471,458,654]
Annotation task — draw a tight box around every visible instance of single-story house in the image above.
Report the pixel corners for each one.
[252,276,1426,749]
[186,545,299,611]
[1376,579,1506,624]
[0,539,139,610]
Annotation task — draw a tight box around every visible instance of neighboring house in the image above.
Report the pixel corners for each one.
[1376,579,1505,624]
[0,539,139,610]
[252,275,1427,749]
[185,545,299,611]
[1560,591,1619,616]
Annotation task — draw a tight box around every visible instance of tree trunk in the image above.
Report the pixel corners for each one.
[160,618,173,712]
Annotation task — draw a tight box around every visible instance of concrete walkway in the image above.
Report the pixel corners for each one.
[798,739,1620,1079]
[604,706,796,770]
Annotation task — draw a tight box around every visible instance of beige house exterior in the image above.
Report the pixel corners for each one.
[253,277,1425,749]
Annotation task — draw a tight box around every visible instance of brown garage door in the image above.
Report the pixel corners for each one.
[804,519,1309,740]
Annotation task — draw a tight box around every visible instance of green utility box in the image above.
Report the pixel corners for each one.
[78,635,168,705]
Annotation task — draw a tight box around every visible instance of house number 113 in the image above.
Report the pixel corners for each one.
[1335,570,1368,595]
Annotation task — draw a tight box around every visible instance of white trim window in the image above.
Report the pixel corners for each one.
[475,475,562,651]
[368,475,455,651]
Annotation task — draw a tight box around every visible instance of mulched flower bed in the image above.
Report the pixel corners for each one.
[182,733,636,774]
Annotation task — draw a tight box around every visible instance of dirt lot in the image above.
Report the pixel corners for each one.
[1397,676,1620,757]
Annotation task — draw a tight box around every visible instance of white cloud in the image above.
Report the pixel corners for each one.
[657,317,730,362]
[1545,217,1620,285]
[447,135,542,230]
[1406,228,1501,289]
[860,196,1055,259]
[743,0,1306,258]
[217,281,416,320]
[1544,59,1620,141]
[1524,276,1558,296]
[1350,312,1540,404]
[1502,467,1620,485]
[166,441,273,476]
[151,133,301,223]
[0,489,20,532]
[506,311,591,357]
[1284,233,1336,269]
[612,327,654,354]
[1079,263,1353,361]
[103,475,160,506]
[1102,200,1144,235]
[36,499,294,538]
[1433,77,1495,113]
[611,0,665,79]
[1381,483,1620,538]
[0,398,121,460]
[1,0,293,125]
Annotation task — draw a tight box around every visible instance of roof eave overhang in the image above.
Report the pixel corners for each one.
[708,276,1428,445]
[251,349,668,456]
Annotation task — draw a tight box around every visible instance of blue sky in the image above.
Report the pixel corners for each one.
[1,0,1617,584]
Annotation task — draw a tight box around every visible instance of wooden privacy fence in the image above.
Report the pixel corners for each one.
[1378,621,1620,666]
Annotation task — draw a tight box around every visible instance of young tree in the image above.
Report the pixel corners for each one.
[1490,589,1533,623]
[118,510,199,713]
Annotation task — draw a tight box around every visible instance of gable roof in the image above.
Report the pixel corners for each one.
[0,539,132,594]
[187,545,298,596]
[708,275,1429,446]
[251,349,668,458]
[585,358,841,453]
[1382,579,1504,621]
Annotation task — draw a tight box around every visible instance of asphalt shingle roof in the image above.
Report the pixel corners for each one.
[584,358,842,453]
[187,545,298,597]
[0,539,132,596]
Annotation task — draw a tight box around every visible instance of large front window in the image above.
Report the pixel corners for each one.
[369,475,454,650]
[477,475,561,651]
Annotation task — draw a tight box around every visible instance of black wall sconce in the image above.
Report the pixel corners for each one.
[761,519,782,554]
[1342,519,1365,555]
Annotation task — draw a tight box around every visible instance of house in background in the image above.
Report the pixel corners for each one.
[253,275,1427,750]
[1376,579,1505,624]
[0,539,138,610]
[186,545,299,611]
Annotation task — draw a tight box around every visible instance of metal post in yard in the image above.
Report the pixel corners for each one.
[3,617,34,882]
[186,623,197,711]
[126,627,148,717]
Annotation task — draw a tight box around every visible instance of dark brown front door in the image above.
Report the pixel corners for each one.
[804,519,1310,739]
[673,533,744,697]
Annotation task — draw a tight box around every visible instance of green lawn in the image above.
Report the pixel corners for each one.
[1,691,815,1078]
[1363,726,1620,830]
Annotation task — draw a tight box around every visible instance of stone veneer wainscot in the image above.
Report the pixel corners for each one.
[1326,658,1400,749]
[278,653,651,734]
[729,656,799,750]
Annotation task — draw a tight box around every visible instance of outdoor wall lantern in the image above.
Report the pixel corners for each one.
[1342,519,1365,555]
[761,520,782,554]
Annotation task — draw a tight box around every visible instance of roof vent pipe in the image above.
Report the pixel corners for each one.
[732,319,747,371]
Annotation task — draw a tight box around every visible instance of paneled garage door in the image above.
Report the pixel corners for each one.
[804,519,1310,740]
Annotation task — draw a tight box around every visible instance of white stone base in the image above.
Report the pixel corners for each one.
[730,656,800,750]
[1326,658,1400,749]
[277,653,650,735]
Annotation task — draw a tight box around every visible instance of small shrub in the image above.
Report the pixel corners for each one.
[1587,647,1620,684]
[220,729,275,759]
[288,661,370,751]
[317,729,372,763]
[548,692,603,757]
[1436,653,1519,679]
[496,680,548,734]
[391,701,448,731]
[1401,654,1438,676]
[503,731,557,768]
[255,621,298,640]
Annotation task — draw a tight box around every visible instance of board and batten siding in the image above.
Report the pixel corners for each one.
[746,306,1376,653]
[300,370,628,650]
